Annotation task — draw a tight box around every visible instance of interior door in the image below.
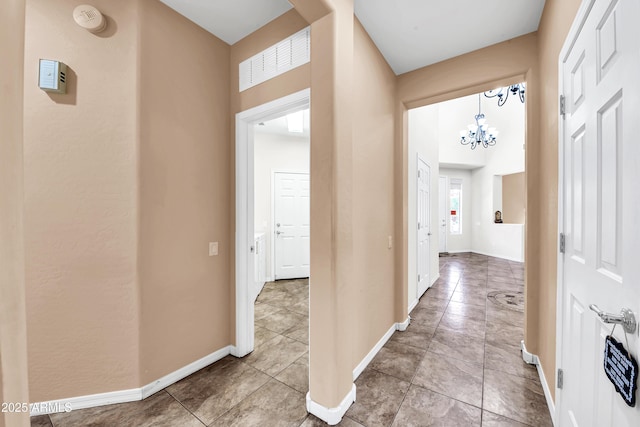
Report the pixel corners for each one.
[274,172,310,280]
[439,176,447,253]
[417,157,431,298]
[558,0,640,425]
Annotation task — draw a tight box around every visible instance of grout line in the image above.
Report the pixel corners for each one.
[165,389,208,426]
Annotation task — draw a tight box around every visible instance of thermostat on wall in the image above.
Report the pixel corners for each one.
[38,59,67,94]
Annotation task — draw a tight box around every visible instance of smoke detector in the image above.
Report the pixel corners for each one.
[73,5,107,34]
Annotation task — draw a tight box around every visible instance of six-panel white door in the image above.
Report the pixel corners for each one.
[417,157,431,298]
[274,172,310,280]
[558,0,640,425]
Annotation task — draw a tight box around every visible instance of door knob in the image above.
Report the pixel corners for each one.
[427,232,432,236]
[276,223,281,227]
[276,231,283,235]
[589,304,637,334]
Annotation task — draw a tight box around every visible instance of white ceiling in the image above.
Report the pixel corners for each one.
[255,109,310,138]
[354,0,546,75]
[158,0,293,45]
[160,0,545,75]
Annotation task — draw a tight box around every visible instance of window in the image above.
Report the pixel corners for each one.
[449,179,462,235]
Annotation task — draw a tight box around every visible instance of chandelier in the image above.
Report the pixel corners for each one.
[459,95,498,149]
[484,83,525,106]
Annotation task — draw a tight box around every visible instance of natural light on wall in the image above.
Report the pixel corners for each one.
[286,110,304,133]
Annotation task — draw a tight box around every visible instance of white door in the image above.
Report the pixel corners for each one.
[558,0,640,425]
[417,157,431,298]
[439,176,447,253]
[274,172,310,280]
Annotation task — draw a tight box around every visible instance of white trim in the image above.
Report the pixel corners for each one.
[396,316,411,332]
[555,1,597,423]
[352,323,396,381]
[30,388,142,416]
[141,345,233,398]
[306,384,356,426]
[520,340,556,426]
[520,340,538,365]
[30,345,234,416]
[408,298,419,313]
[445,249,474,254]
[235,88,310,357]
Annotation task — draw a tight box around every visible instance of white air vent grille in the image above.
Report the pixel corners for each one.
[239,27,310,92]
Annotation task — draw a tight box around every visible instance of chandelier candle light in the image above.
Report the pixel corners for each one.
[484,83,526,106]
[459,94,498,150]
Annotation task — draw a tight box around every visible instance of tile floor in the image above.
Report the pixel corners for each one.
[31,253,552,426]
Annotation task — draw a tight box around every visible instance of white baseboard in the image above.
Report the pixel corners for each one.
[141,345,233,398]
[30,345,234,416]
[471,249,524,263]
[306,384,356,426]
[408,299,419,313]
[521,340,555,426]
[30,388,142,416]
[352,323,396,381]
[396,316,410,332]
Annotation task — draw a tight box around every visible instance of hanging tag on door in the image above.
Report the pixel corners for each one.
[603,334,638,407]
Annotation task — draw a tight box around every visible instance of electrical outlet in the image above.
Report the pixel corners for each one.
[209,242,218,256]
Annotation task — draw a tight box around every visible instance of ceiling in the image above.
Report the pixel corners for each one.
[159,0,546,75]
[255,109,310,138]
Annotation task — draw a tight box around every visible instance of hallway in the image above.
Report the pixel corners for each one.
[30,254,551,426]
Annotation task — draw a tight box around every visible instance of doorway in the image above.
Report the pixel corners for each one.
[438,175,448,254]
[234,89,310,357]
[417,156,431,298]
[273,171,310,280]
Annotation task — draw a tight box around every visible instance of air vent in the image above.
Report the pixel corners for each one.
[239,27,310,92]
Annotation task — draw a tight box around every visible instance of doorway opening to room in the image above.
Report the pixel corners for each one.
[407,85,527,308]
[403,83,538,421]
[234,89,309,394]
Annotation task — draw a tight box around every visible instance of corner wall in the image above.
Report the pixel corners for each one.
[137,0,231,384]
[23,0,140,401]
[0,0,29,425]
[352,17,397,372]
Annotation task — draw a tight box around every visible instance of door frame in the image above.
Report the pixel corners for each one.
[416,154,431,299]
[271,169,310,282]
[234,88,310,357]
[555,0,597,421]
[439,175,448,254]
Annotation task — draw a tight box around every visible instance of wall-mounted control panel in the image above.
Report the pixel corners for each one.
[39,59,67,94]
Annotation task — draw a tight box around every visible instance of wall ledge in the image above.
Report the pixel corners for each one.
[30,345,234,416]
[306,384,356,426]
[521,340,555,425]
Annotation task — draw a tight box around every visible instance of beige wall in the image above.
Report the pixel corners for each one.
[502,172,525,224]
[23,0,232,401]
[351,17,396,374]
[533,0,582,398]
[24,0,140,401]
[138,0,230,385]
[0,0,30,425]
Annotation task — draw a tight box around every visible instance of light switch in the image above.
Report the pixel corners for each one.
[388,235,393,249]
[209,242,218,256]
